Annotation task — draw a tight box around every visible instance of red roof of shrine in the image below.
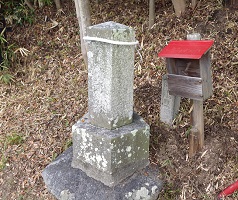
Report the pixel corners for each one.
[158,40,214,59]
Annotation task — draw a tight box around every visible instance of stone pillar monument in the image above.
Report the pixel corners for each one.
[72,21,150,187]
[42,21,162,200]
[86,22,135,130]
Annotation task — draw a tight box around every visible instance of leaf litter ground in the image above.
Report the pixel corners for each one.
[0,0,237,199]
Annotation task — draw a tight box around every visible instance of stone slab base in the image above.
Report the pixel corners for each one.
[72,112,150,187]
[42,147,163,200]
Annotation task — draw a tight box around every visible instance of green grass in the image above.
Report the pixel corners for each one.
[0,155,8,170]
[6,133,24,145]
[63,138,73,151]
[159,183,181,200]
[51,152,58,161]
[0,133,24,170]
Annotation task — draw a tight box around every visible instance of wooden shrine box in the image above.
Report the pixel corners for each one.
[158,40,214,101]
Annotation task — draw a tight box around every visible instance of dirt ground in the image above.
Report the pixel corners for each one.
[0,0,237,199]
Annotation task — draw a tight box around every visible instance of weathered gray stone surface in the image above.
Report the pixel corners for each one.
[42,147,163,200]
[160,74,181,125]
[187,33,201,40]
[71,112,150,187]
[87,21,136,129]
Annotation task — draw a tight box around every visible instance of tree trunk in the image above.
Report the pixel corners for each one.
[172,0,186,17]
[149,0,155,29]
[74,0,91,67]
[191,0,197,9]
[54,0,62,11]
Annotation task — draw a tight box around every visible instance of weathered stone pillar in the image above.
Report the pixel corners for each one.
[86,22,135,130]
[160,74,181,125]
[71,22,150,187]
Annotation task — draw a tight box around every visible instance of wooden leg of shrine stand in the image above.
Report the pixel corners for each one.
[189,128,199,157]
[189,100,204,157]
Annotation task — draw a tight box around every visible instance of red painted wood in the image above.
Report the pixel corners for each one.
[158,40,214,59]
[218,180,238,199]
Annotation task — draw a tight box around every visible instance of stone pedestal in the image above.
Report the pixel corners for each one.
[42,147,163,200]
[72,113,149,187]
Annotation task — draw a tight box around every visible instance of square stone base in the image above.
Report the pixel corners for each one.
[42,147,163,200]
[71,112,150,187]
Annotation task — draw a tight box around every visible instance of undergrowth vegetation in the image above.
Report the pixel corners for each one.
[1,0,35,25]
[0,0,32,83]
[0,30,15,84]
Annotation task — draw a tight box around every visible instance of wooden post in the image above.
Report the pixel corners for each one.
[188,127,199,157]
[149,0,155,29]
[187,33,204,157]
[191,100,204,149]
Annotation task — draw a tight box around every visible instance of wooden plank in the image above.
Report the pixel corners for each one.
[200,52,213,100]
[167,74,203,100]
[189,127,199,157]
[191,100,204,150]
[160,75,181,125]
